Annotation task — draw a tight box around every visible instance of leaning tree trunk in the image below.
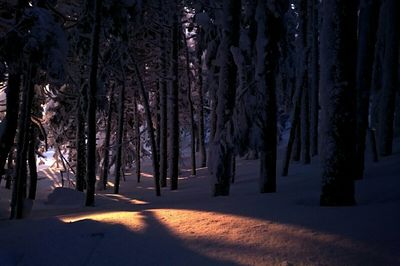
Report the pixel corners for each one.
[320,0,358,206]
[210,0,241,196]
[85,0,102,206]
[378,0,399,156]
[169,9,180,191]
[131,54,161,196]
[354,0,380,180]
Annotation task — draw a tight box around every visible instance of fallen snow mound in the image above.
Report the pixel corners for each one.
[46,187,85,206]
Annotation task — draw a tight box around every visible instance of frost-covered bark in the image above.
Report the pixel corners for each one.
[378,0,399,156]
[209,0,241,196]
[320,0,358,206]
[355,0,380,179]
[86,0,102,206]
[99,85,114,190]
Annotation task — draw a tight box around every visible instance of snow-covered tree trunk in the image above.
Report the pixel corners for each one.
[85,0,102,206]
[355,0,380,179]
[184,31,196,176]
[99,85,114,190]
[256,0,288,193]
[378,0,399,156]
[320,0,358,206]
[209,0,241,196]
[169,8,180,191]
[75,86,87,192]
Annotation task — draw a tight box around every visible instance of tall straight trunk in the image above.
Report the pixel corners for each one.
[169,10,180,191]
[28,128,37,200]
[320,0,358,206]
[155,84,161,154]
[134,93,141,183]
[256,0,287,193]
[210,0,241,196]
[197,29,207,168]
[378,0,399,156]
[76,92,86,192]
[99,85,114,190]
[310,0,319,156]
[10,63,35,219]
[355,0,380,179]
[131,55,161,196]
[297,0,310,164]
[85,0,102,206]
[159,30,168,187]
[114,81,125,194]
[184,32,196,176]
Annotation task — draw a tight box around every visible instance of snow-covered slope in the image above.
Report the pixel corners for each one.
[0,145,399,265]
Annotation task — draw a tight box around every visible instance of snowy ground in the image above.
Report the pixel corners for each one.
[0,144,399,266]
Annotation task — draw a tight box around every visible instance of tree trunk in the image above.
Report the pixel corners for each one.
[114,81,125,194]
[354,0,380,179]
[210,0,241,196]
[75,90,86,192]
[99,85,114,190]
[256,0,287,193]
[169,10,180,191]
[131,55,161,196]
[5,150,13,189]
[197,28,207,168]
[134,93,141,183]
[378,0,399,156]
[10,63,36,219]
[28,128,37,200]
[184,31,196,176]
[0,72,21,176]
[310,0,319,156]
[159,29,168,187]
[320,0,358,206]
[85,0,102,206]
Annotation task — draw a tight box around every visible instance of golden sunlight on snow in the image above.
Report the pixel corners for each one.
[149,209,375,266]
[59,211,147,233]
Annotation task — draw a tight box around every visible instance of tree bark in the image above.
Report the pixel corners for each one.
[85,0,102,206]
[197,28,207,168]
[99,85,114,190]
[169,10,180,191]
[354,0,380,179]
[210,0,241,196]
[28,128,37,200]
[310,0,319,156]
[378,0,399,156]
[320,0,358,206]
[114,81,125,194]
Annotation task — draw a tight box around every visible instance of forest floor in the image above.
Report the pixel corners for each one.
[0,143,399,266]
